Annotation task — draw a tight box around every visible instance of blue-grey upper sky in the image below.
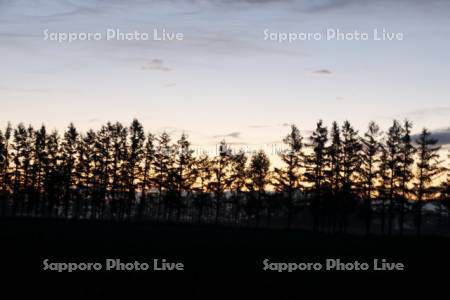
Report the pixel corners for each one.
[1,0,450,150]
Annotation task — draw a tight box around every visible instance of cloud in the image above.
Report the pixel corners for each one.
[141,59,171,72]
[0,86,49,93]
[156,126,185,136]
[300,0,354,12]
[411,127,450,146]
[225,132,241,139]
[0,1,100,20]
[0,31,38,38]
[41,6,100,19]
[88,118,101,124]
[189,0,354,12]
[405,107,450,118]
[388,107,450,122]
[312,69,332,75]
[213,132,241,139]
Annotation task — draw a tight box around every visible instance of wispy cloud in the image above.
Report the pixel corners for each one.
[0,31,38,38]
[213,131,241,139]
[0,86,49,93]
[312,69,332,75]
[412,127,450,146]
[88,118,101,124]
[141,59,171,72]
[156,126,186,136]
[405,107,450,118]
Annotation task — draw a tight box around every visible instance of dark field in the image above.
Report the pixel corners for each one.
[1,218,449,296]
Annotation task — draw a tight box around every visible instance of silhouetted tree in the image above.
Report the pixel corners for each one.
[76,130,92,218]
[360,121,381,235]
[80,130,97,219]
[31,125,48,216]
[125,119,145,219]
[441,151,450,227]
[304,120,329,231]
[398,120,415,235]
[378,145,390,234]
[193,154,212,223]
[154,132,175,220]
[93,125,113,220]
[1,119,449,235]
[210,140,233,224]
[415,128,442,236]
[246,150,270,227]
[339,121,362,233]
[61,123,79,218]
[383,120,403,235]
[0,123,12,216]
[273,125,303,229]
[229,150,247,225]
[174,133,196,221]
[138,133,155,220]
[327,121,342,232]
[107,122,128,219]
[43,130,61,217]
[11,124,33,216]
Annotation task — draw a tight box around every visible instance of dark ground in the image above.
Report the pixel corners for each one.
[1,218,449,297]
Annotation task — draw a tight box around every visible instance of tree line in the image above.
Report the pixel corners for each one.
[0,119,449,236]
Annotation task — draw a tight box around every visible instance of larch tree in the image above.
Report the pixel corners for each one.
[82,130,99,219]
[360,121,381,235]
[139,133,155,220]
[327,121,342,232]
[328,122,342,194]
[94,125,113,219]
[304,120,329,231]
[272,124,303,229]
[246,150,270,227]
[0,123,12,216]
[154,132,175,219]
[107,122,128,218]
[378,144,390,234]
[61,123,79,218]
[210,140,233,224]
[441,151,450,227]
[126,119,145,218]
[384,120,403,235]
[415,128,442,236]
[2,118,450,234]
[193,154,212,223]
[11,124,33,216]
[229,150,248,225]
[174,133,196,221]
[43,130,62,217]
[398,120,415,235]
[32,125,48,215]
[340,121,362,233]
[76,131,92,218]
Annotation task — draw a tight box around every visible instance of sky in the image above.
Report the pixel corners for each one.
[1,0,450,156]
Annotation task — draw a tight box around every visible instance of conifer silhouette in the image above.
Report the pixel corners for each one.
[0,120,446,235]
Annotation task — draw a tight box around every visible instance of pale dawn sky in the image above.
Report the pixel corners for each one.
[1,0,450,151]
